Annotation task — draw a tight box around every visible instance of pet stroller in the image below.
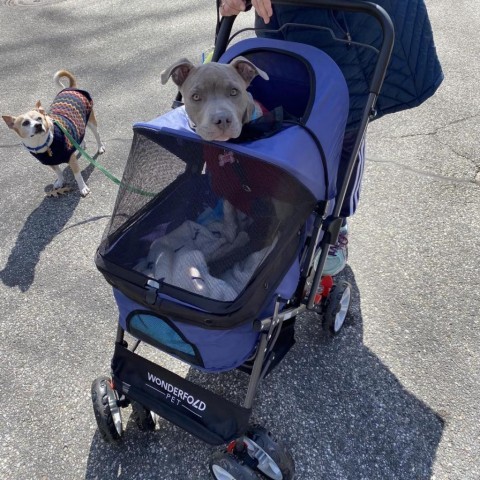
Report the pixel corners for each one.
[91,1,394,478]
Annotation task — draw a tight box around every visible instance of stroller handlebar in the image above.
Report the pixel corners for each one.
[213,0,394,96]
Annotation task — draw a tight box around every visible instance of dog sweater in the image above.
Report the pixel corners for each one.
[31,88,93,166]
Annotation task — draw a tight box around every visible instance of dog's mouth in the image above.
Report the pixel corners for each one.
[214,135,234,142]
[196,125,241,142]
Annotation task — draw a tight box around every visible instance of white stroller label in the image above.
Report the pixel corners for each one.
[147,372,207,412]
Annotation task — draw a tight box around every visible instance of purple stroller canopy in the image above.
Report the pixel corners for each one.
[135,38,349,200]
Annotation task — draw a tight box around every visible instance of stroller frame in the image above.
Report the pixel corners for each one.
[92,1,394,478]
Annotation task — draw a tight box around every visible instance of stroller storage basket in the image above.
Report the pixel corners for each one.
[113,288,265,371]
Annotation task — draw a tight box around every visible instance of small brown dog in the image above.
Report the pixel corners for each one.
[161,57,269,141]
[2,70,105,196]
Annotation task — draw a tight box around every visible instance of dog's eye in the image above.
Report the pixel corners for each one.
[192,94,201,101]
[22,120,30,127]
[230,88,238,96]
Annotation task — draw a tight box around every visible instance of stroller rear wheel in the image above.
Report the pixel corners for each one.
[130,400,156,431]
[244,425,295,480]
[91,376,123,443]
[210,451,260,480]
[323,280,352,334]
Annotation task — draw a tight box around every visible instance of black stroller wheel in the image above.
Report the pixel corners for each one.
[210,451,260,480]
[323,280,352,334]
[91,376,122,443]
[130,400,156,431]
[244,425,295,480]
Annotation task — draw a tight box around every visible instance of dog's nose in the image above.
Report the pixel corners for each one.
[213,114,232,130]
[34,123,44,134]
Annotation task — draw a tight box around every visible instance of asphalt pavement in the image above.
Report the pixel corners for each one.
[0,1,478,479]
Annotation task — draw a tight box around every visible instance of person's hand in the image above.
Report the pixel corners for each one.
[219,0,273,24]
[252,0,273,24]
[219,0,247,17]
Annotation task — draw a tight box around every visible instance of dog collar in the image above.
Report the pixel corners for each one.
[23,130,53,153]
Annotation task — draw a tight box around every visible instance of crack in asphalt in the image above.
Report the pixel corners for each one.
[371,113,480,178]
[382,113,480,140]
[368,156,480,186]
[433,136,480,173]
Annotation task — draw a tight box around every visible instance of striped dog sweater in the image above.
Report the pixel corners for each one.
[32,88,93,166]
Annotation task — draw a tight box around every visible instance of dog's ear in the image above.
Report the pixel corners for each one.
[35,100,46,115]
[161,59,195,87]
[231,56,269,86]
[2,115,16,129]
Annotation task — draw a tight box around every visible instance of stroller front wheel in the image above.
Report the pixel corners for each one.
[210,450,260,480]
[91,376,123,443]
[323,280,352,334]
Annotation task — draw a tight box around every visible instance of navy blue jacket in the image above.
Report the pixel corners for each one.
[255,0,444,130]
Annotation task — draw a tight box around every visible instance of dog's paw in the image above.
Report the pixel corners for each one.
[80,185,91,197]
[97,144,106,155]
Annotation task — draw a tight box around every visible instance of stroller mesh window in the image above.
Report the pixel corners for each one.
[98,129,316,304]
[102,132,193,242]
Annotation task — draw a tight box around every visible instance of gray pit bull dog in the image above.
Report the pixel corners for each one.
[161,57,269,141]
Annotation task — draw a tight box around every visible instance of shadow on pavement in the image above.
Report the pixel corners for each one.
[85,266,444,479]
[0,163,95,292]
